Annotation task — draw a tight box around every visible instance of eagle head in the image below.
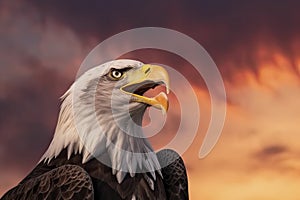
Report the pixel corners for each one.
[41,59,170,183]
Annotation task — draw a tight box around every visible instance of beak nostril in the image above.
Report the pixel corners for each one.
[145,68,150,74]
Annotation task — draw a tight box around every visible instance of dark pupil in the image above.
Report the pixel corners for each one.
[114,71,121,77]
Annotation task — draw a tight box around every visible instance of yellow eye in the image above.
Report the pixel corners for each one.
[110,69,123,79]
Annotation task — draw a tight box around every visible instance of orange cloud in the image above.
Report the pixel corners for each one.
[183,51,300,199]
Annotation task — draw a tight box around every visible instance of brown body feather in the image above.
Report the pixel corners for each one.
[1,149,189,200]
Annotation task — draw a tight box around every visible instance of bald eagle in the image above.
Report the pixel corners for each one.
[1,60,189,200]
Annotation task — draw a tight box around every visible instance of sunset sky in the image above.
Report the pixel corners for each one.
[1,0,300,199]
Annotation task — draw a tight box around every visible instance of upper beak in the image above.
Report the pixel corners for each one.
[120,64,170,114]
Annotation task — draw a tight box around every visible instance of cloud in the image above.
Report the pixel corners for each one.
[0,0,85,83]
[184,62,300,199]
[23,0,300,80]
[255,145,288,159]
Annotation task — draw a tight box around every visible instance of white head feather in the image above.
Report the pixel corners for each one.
[40,59,161,183]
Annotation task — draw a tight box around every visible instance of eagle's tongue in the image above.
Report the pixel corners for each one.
[151,92,169,115]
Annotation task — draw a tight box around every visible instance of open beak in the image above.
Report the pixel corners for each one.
[120,64,170,114]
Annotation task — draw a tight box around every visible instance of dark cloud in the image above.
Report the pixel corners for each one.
[25,0,300,38]
[3,1,296,85]
[0,57,72,174]
[247,144,300,178]
[254,144,288,160]
[23,0,300,78]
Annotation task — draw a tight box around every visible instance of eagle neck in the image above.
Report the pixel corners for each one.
[40,84,162,183]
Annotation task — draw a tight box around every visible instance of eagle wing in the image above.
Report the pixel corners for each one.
[1,165,94,200]
[157,149,189,200]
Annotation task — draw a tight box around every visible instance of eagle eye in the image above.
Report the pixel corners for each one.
[110,69,123,80]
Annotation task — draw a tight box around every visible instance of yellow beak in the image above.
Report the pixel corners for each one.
[121,64,170,113]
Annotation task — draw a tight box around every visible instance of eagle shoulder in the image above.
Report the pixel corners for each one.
[157,149,189,200]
